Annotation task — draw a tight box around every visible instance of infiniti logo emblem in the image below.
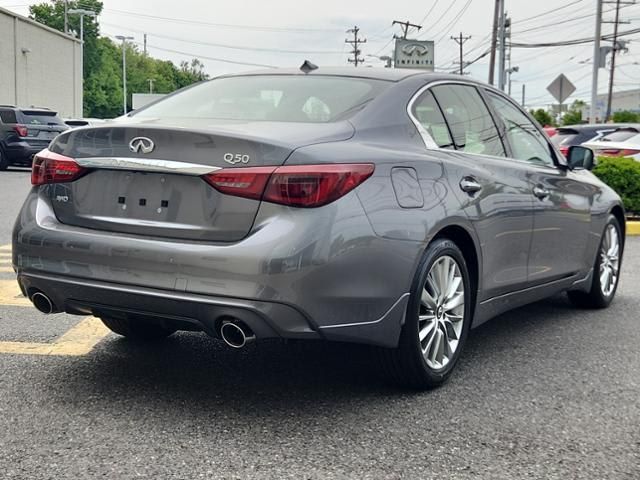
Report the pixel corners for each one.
[129,137,155,154]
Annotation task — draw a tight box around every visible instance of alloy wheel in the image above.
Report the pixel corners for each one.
[600,224,620,297]
[418,255,465,370]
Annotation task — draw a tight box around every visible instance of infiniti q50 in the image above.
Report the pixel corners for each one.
[12,67,625,389]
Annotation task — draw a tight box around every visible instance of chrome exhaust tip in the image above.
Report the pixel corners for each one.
[220,321,256,349]
[31,291,57,314]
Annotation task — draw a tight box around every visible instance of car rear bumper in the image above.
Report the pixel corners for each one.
[13,189,420,347]
[4,143,47,164]
[17,271,321,341]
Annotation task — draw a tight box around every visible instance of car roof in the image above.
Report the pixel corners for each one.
[560,123,640,131]
[217,66,469,83]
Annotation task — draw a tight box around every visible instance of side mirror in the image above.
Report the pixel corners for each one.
[567,145,595,171]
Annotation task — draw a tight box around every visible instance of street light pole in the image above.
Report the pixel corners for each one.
[68,8,96,117]
[590,0,603,124]
[115,35,134,115]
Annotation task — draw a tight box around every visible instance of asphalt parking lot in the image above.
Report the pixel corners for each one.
[0,169,638,479]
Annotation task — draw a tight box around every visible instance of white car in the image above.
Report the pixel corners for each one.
[583,128,640,161]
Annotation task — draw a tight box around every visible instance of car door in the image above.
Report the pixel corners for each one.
[415,83,534,301]
[485,90,594,285]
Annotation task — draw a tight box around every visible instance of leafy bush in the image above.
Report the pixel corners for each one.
[593,156,640,214]
[612,110,640,123]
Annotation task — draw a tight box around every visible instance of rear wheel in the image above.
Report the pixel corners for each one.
[568,215,623,309]
[100,317,176,341]
[379,238,472,390]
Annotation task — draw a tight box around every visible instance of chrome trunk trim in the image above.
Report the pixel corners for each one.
[75,157,221,175]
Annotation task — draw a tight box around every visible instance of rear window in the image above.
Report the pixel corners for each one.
[550,129,579,147]
[18,110,65,126]
[0,110,18,124]
[133,75,390,123]
[600,129,640,143]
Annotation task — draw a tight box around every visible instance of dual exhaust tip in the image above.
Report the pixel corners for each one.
[29,291,256,349]
[30,291,60,315]
[219,320,255,349]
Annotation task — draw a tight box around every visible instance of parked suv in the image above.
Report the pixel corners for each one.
[0,106,69,170]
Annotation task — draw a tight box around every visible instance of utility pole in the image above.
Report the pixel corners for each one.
[392,20,422,39]
[488,0,501,85]
[521,84,526,107]
[605,0,622,121]
[451,32,471,75]
[147,78,155,94]
[143,33,148,56]
[590,0,603,124]
[68,8,96,116]
[345,26,366,67]
[115,35,134,115]
[498,4,509,91]
[63,0,68,34]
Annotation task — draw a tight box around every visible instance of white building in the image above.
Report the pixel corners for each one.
[585,88,640,121]
[0,6,82,118]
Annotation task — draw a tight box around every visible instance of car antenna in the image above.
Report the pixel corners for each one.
[299,60,318,74]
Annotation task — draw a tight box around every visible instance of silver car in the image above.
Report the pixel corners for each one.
[13,67,625,389]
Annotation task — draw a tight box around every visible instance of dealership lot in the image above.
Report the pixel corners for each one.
[0,170,638,479]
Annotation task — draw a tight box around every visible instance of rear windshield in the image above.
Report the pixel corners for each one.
[550,129,578,147]
[600,129,640,142]
[19,110,65,126]
[133,75,390,123]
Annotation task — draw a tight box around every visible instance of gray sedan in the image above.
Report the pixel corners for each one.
[12,67,624,389]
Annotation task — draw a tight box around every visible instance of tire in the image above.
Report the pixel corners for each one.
[0,148,8,171]
[100,316,176,341]
[379,238,473,390]
[568,214,623,309]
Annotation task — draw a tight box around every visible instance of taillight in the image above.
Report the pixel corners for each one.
[202,163,375,208]
[31,149,87,186]
[13,125,28,137]
[202,167,277,200]
[618,149,640,157]
[559,146,569,158]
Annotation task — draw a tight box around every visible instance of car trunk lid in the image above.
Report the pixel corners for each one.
[46,120,354,242]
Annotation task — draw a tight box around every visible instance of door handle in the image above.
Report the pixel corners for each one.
[459,177,482,195]
[533,185,550,200]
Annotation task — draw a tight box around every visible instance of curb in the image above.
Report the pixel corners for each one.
[627,221,640,236]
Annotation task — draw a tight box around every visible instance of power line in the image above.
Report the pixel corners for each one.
[508,26,640,48]
[432,0,473,43]
[101,22,343,54]
[104,7,344,34]
[122,39,278,69]
[392,20,422,39]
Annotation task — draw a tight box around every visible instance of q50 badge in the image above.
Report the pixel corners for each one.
[224,153,250,165]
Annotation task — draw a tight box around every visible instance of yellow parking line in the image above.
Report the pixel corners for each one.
[0,317,109,356]
[0,279,31,307]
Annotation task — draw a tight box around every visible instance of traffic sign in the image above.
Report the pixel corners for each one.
[546,74,576,105]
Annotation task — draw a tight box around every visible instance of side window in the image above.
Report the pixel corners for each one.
[431,85,505,157]
[0,110,17,124]
[411,90,454,149]
[487,91,556,167]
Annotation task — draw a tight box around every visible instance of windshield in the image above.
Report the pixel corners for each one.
[133,75,390,123]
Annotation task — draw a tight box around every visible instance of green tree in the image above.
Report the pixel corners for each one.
[530,108,555,127]
[612,110,640,123]
[29,1,208,118]
[561,99,586,126]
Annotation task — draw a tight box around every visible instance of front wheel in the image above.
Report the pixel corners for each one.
[379,238,473,390]
[568,215,623,309]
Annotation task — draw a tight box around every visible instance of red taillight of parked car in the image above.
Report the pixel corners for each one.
[202,163,375,208]
[599,148,640,157]
[13,125,28,137]
[559,146,569,158]
[31,149,88,186]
